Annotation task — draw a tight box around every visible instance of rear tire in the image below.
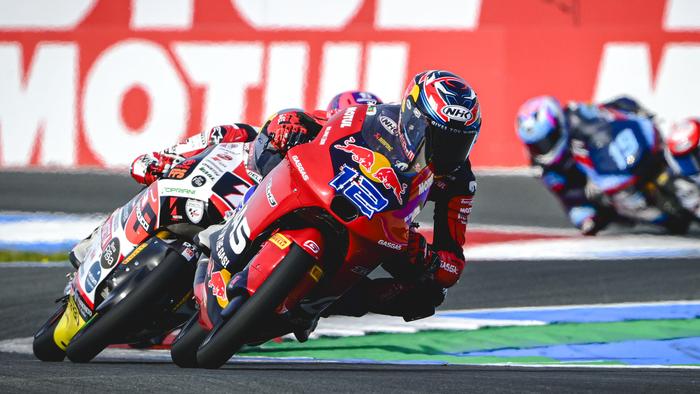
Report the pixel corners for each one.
[32,303,67,362]
[65,256,185,363]
[196,245,314,369]
[663,216,691,235]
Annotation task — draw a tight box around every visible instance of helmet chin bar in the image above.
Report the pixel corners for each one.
[534,137,567,166]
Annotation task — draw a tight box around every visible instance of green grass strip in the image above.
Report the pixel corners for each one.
[0,250,68,262]
[240,318,700,364]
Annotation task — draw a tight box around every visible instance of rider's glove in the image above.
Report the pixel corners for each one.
[404,227,465,288]
[406,227,430,270]
[130,153,174,185]
[569,204,619,236]
[430,250,465,288]
[267,112,313,152]
[382,227,434,280]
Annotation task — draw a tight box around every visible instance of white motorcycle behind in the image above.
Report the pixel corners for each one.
[33,143,259,363]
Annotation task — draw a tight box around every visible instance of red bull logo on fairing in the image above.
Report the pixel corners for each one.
[208,270,231,307]
[334,137,407,204]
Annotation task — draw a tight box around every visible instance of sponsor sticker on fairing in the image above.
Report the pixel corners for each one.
[378,239,402,250]
[246,169,263,184]
[269,233,292,249]
[164,186,196,195]
[191,175,207,187]
[303,240,320,254]
[309,265,323,282]
[100,238,121,269]
[185,199,205,224]
[319,126,332,145]
[379,115,398,135]
[292,155,309,180]
[208,269,231,307]
[181,242,197,261]
[341,106,357,128]
[85,262,101,293]
[74,293,92,320]
[122,242,147,265]
[100,216,113,248]
[265,181,277,207]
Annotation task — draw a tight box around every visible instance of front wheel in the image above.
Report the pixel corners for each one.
[170,313,209,368]
[65,254,186,363]
[196,245,315,369]
[32,302,68,362]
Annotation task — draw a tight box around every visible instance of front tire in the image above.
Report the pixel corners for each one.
[170,313,209,368]
[65,255,186,363]
[32,303,67,362]
[196,245,314,369]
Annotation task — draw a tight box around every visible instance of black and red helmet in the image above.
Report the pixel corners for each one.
[399,70,481,173]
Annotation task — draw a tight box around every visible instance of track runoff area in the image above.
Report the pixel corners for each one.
[0,170,699,371]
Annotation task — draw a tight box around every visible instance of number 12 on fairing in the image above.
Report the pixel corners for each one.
[329,165,388,219]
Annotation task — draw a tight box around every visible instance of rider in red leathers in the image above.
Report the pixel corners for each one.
[318,71,480,326]
[191,71,479,341]
[128,73,480,329]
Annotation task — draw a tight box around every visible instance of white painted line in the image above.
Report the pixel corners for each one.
[473,166,540,177]
[0,214,104,244]
[0,261,70,268]
[3,337,699,369]
[311,313,543,339]
[465,223,579,236]
[438,299,700,315]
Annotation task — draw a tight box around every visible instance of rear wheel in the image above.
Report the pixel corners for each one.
[663,215,691,235]
[196,245,314,369]
[650,179,692,234]
[32,303,67,362]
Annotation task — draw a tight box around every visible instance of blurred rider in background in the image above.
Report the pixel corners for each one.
[515,96,652,235]
[665,118,700,185]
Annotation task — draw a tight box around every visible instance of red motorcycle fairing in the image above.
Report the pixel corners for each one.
[198,103,433,336]
[196,228,324,330]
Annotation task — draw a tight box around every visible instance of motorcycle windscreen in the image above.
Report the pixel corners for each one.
[364,110,428,174]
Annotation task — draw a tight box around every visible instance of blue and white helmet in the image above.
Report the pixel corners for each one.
[515,96,568,166]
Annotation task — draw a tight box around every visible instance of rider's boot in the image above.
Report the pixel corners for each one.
[293,316,319,343]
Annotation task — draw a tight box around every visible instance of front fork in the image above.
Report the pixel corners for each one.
[194,228,325,330]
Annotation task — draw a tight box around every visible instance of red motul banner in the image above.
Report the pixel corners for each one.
[0,0,699,169]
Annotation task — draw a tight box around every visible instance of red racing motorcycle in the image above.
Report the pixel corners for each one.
[171,104,435,369]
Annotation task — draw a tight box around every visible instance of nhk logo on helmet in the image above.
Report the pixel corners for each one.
[441,105,472,122]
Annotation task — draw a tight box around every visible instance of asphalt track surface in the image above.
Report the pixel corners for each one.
[1,171,699,392]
